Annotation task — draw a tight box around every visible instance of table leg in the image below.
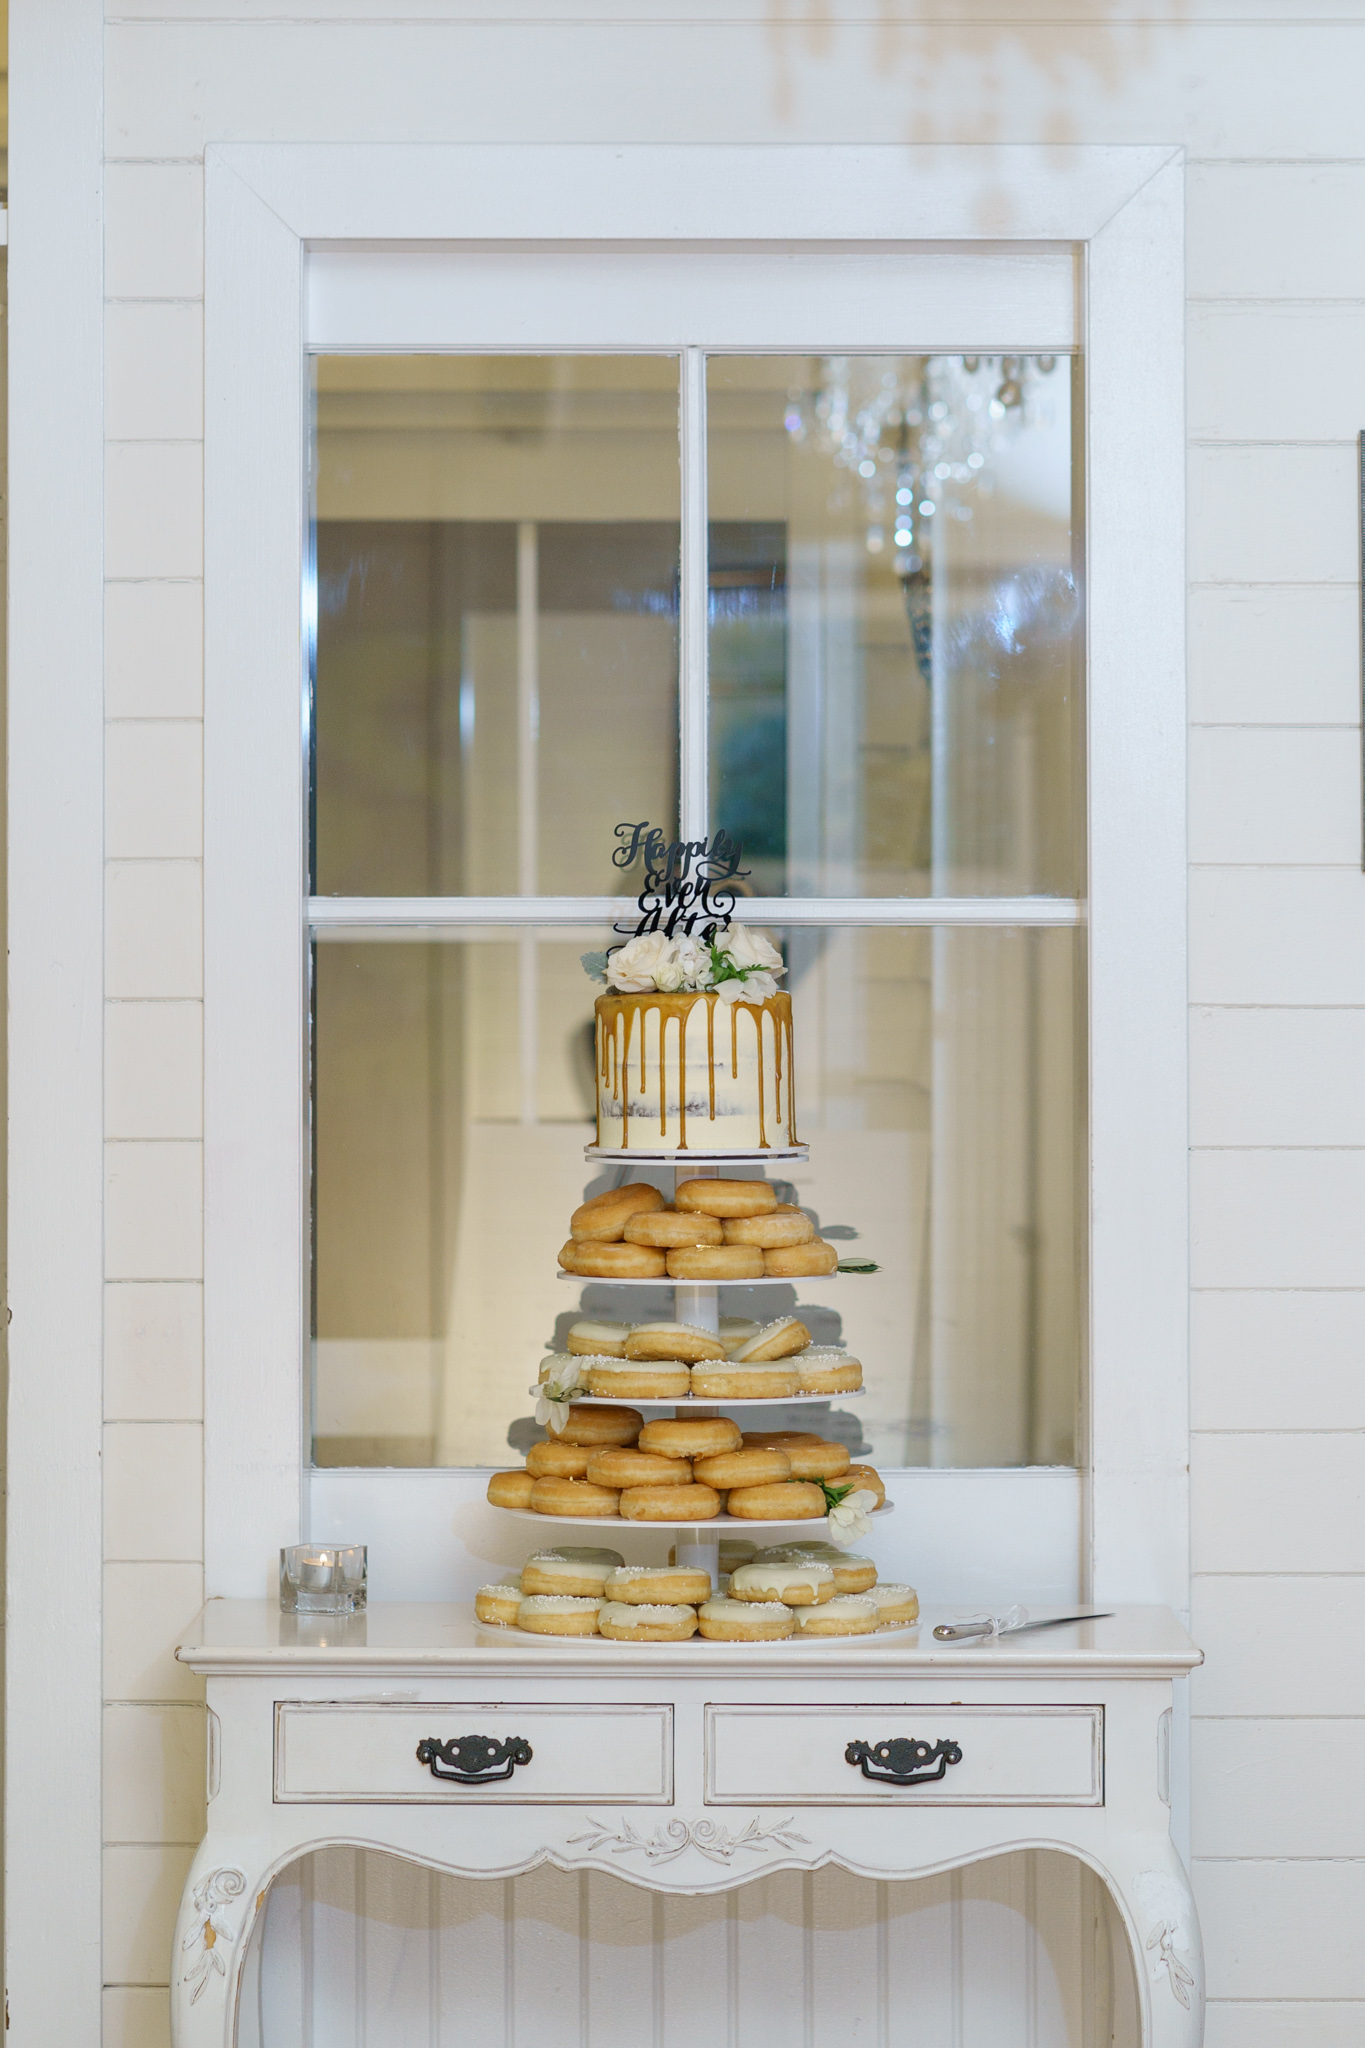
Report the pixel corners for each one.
[1102,1837,1205,2047]
[169,1839,273,2048]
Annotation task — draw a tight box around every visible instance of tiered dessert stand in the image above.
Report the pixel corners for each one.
[525,1140,888,1588]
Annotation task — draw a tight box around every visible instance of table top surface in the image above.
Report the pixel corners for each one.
[179,1601,1201,1679]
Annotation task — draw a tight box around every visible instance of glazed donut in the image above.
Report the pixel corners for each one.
[520,1552,621,1597]
[570,1183,665,1241]
[625,1320,726,1363]
[730,1559,836,1605]
[619,1482,721,1522]
[774,1540,877,1594]
[666,1244,765,1280]
[556,1406,643,1446]
[486,1470,535,1509]
[585,1360,691,1400]
[793,1595,879,1637]
[720,1316,761,1350]
[722,1211,816,1248]
[697,1596,795,1641]
[624,1210,725,1248]
[639,1416,741,1460]
[741,1430,822,1449]
[605,1564,712,1605]
[597,1601,698,1642]
[692,1448,791,1489]
[724,1481,826,1521]
[764,1240,839,1277]
[474,1580,523,1626]
[691,1362,800,1401]
[557,1240,583,1274]
[795,1347,863,1393]
[843,1463,886,1507]
[866,1582,919,1628]
[566,1319,631,1357]
[586,1447,694,1489]
[731,1317,811,1363]
[782,1440,851,1482]
[573,1241,668,1279]
[525,1439,593,1479]
[530,1476,621,1517]
[675,1178,777,1218]
[516,1595,602,1636]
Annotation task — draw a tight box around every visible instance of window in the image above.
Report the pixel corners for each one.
[308,344,1085,1474]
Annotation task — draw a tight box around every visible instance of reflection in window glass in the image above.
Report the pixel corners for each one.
[706,354,1082,898]
[311,927,1081,1470]
[311,356,681,898]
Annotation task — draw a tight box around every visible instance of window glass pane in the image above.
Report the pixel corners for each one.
[311,924,1081,1470]
[706,354,1082,898]
[311,355,681,898]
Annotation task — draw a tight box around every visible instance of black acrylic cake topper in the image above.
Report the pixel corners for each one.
[609,821,749,941]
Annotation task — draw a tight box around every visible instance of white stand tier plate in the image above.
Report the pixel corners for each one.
[171,1602,1204,2047]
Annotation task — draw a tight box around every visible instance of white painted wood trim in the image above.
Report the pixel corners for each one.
[1084,159,1188,1618]
[204,146,1188,1641]
[308,895,1086,932]
[203,155,309,1596]
[4,0,105,2037]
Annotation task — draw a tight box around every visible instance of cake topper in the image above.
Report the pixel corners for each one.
[581,822,785,1001]
[610,820,749,941]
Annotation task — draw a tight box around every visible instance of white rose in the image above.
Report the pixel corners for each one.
[715,969,778,1005]
[606,933,679,992]
[716,925,785,976]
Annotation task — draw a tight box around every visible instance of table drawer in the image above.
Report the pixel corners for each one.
[275,1703,673,1805]
[705,1705,1102,1806]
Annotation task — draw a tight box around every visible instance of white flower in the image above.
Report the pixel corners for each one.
[534,1356,583,1432]
[672,936,714,990]
[825,1488,878,1548]
[606,933,680,992]
[716,925,785,977]
[715,969,778,1005]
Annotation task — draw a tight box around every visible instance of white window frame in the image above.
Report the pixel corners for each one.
[204,146,1187,1627]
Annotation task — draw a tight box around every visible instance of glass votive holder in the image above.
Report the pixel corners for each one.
[279,1543,367,1615]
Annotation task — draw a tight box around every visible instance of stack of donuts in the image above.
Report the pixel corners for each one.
[560,1178,841,1280]
[474,1542,919,1642]
[546,1313,863,1400]
[487,1400,884,1523]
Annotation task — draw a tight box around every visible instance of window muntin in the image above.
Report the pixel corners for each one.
[308,347,1086,1473]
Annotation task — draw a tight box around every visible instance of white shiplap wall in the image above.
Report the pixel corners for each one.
[86,5,1365,2045]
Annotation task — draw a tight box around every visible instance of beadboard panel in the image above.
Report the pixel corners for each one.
[236,1847,1139,2048]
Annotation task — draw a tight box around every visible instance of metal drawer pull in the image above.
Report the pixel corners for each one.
[845,1737,963,1786]
[416,1735,533,1784]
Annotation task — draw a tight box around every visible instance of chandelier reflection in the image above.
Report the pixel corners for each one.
[782,354,1060,682]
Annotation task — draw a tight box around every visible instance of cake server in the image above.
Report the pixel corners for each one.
[933,1611,1114,1642]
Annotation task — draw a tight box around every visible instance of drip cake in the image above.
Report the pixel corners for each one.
[590,927,798,1153]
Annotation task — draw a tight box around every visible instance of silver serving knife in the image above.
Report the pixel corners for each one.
[933,1612,1114,1642]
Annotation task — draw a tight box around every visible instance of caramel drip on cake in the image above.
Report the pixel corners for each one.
[785,1012,797,1141]
[751,1003,767,1148]
[774,1006,783,1125]
[594,990,793,1151]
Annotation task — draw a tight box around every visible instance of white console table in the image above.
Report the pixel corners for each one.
[171,1602,1203,2045]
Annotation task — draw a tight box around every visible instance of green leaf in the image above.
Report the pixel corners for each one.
[580,950,610,984]
[836,1257,880,1274]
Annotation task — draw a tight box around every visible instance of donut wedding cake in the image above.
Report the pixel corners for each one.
[476,823,911,1645]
